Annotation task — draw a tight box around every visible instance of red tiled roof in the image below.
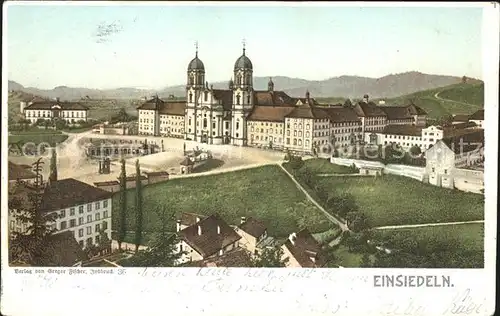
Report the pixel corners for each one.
[39,178,113,213]
[381,124,423,136]
[178,214,242,258]
[238,217,267,238]
[283,229,324,268]
[24,101,89,111]
[247,106,296,122]
[379,106,413,120]
[202,248,253,267]
[158,102,185,116]
[285,105,329,119]
[441,130,484,154]
[321,107,361,123]
[354,102,387,117]
[254,91,296,106]
[180,212,206,227]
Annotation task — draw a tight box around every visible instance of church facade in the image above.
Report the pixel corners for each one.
[137,47,428,155]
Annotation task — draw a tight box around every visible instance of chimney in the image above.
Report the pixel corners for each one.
[240,216,246,224]
[176,220,181,232]
[363,94,369,103]
[305,90,310,102]
[217,225,221,234]
[196,217,200,223]
[288,232,297,245]
[55,97,60,102]
[197,225,202,236]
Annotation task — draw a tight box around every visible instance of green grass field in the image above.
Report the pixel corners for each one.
[112,165,336,237]
[8,132,68,147]
[302,158,357,174]
[438,82,484,106]
[371,222,484,252]
[378,83,483,119]
[316,175,484,227]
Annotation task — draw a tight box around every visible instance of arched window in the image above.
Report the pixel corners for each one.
[204,91,208,101]
[203,118,207,128]
[293,139,297,145]
[189,75,194,85]
[247,95,251,104]
[189,93,193,103]
[236,94,241,105]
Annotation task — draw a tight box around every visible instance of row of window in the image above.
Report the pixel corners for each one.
[76,221,109,237]
[160,127,183,133]
[285,138,310,147]
[59,211,110,230]
[384,141,424,148]
[59,201,108,218]
[26,111,85,118]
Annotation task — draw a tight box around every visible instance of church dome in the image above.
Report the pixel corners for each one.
[234,49,253,70]
[188,54,205,72]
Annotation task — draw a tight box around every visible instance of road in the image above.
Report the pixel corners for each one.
[372,219,484,230]
[278,164,349,232]
[433,91,479,108]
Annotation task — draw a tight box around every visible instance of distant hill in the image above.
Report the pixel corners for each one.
[8,71,478,101]
[374,82,484,120]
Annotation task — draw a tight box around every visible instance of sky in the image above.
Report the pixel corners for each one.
[6,3,483,90]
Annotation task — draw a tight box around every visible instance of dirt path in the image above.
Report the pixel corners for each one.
[372,219,484,230]
[433,91,479,108]
[278,164,349,232]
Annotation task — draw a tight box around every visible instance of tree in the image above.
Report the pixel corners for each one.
[43,119,52,130]
[343,99,353,108]
[327,193,357,218]
[8,161,58,265]
[409,145,422,157]
[134,159,143,253]
[251,246,288,267]
[49,148,58,183]
[54,118,67,130]
[124,232,184,267]
[345,211,369,232]
[437,114,454,127]
[288,155,304,171]
[117,156,127,251]
[360,253,372,267]
[97,228,112,256]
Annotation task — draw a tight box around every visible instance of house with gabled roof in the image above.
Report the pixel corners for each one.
[234,216,270,255]
[175,213,241,264]
[281,229,326,268]
[22,97,89,124]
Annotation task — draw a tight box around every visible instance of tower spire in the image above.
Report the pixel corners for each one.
[242,38,246,55]
[195,40,199,57]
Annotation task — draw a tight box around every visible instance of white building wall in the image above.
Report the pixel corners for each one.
[48,198,113,249]
[138,109,157,135]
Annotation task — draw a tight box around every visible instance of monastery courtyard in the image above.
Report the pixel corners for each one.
[8,130,287,185]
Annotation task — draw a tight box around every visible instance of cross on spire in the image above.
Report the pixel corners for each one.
[242,38,246,55]
[195,40,199,57]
